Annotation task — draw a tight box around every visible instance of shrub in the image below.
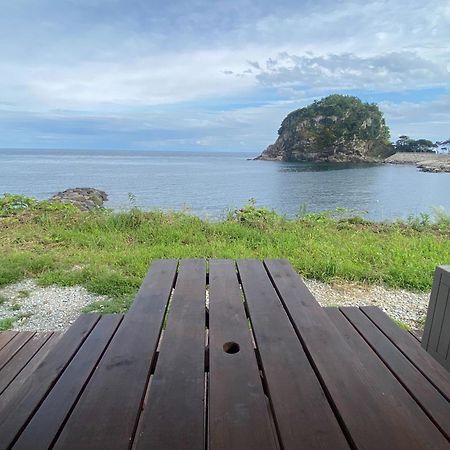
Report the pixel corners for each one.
[227,199,284,229]
[0,193,77,218]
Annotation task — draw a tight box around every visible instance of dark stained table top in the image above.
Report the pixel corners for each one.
[0,259,449,449]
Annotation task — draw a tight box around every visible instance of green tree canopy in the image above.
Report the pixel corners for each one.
[278,94,391,145]
[395,136,437,153]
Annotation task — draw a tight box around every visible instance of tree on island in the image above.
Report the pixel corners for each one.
[394,135,437,153]
[258,94,394,162]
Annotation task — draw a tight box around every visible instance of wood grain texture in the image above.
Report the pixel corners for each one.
[54,259,178,450]
[208,259,278,450]
[14,315,123,450]
[332,307,450,440]
[0,314,99,449]
[265,259,450,450]
[0,333,61,408]
[422,266,450,371]
[134,259,206,450]
[0,332,52,395]
[0,332,35,371]
[0,331,18,352]
[237,260,349,450]
[362,305,450,400]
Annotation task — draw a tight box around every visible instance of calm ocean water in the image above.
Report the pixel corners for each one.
[1,149,449,221]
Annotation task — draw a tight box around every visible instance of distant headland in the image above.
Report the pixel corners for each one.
[255,94,450,172]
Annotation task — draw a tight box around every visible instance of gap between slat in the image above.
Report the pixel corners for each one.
[261,261,357,449]
[360,307,449,401]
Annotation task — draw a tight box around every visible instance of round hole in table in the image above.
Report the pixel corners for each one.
[223,341,240,354]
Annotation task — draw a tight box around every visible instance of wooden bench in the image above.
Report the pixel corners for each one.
[422,265,450,371]
[0,259,449,449]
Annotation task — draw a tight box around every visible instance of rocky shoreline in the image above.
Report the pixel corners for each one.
[256,151,450,173]
[384,152,450,173]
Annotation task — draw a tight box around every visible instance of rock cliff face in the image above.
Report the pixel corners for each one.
[257,95,393,162]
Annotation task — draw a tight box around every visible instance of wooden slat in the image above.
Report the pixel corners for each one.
[0,314,100,450]
[0,331,18,351]
[134,259,206,450]
[0,333,61,407]
[335,307,450,439]
[14,314,123,450]
[433,275,450,369]
[361,306,450,400]
[54,259,178,450]
[409,329,422,342]
[0,331,35,370]
[208,259,278,450]
[423,268,450,369]
[422,267,444,348]
[264,259,450,449]
[0,332,52,395]
[237,260,349,449]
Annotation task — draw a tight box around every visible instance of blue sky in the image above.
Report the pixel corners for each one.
[0,0,449,152]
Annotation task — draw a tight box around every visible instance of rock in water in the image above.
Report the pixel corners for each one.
[51,188,108,211]
[256,94,394,162]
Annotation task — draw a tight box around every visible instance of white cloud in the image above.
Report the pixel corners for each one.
[0,0,449,148]
[236,51,449,92]
[381,96,450,141]
[1,51,257,110]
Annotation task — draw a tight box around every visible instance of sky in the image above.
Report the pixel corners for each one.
[0,0,449,152]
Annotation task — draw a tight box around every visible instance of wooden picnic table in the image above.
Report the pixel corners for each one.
[0,259,449,449]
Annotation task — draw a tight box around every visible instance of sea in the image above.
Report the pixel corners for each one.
[1,148,449,221]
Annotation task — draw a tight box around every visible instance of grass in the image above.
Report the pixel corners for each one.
[0,317,15,331]
[17,289,30,299]
[394,320,410,331]
[0,195,449,314]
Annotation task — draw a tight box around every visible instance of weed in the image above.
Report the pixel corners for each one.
[17,289,31,299]
[83,294,135,314]
[227,199,284,229]
[0,195,449,311]
[0,317,15,331]
[394,319,410,331]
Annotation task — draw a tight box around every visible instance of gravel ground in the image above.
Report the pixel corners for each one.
[304,279,429,330]
[0,279,109,331]
[0,278,430,332]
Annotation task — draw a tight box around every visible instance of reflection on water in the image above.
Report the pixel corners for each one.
[279,162,382,173]
[0,149,449,221]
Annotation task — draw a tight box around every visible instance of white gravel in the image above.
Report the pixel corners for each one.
[304,279,429,330]
[0,278,430,332]
[0,279,109,331]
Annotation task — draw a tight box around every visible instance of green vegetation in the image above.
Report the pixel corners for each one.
[278,94,393,158]
[394,319,410,331]
[17,289,30,299]
[395,135,437,153]
[0,317,15,331]
[0,193,76,216]
[0,195,449,314]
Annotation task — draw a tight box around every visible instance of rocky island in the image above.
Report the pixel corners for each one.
[256,94,394,162]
